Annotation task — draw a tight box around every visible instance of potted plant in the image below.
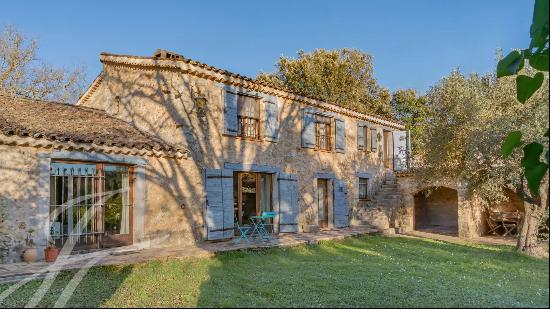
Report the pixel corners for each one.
[22,228,37,263]
[44,239,60,263]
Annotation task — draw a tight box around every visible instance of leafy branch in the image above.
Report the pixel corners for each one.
[499,0,549,197]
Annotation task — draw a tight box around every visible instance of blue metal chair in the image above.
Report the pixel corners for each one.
[234,216,251,244]
[262,211,277,237]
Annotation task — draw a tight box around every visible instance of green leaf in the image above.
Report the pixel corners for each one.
[524,162,549,196]
[521,142,549,196]
[497,51,525,78]
[521,142,545,169]
[529,51,549,71]
[502,131,523,158]
[516,72,544,103]
[529,0,549,50]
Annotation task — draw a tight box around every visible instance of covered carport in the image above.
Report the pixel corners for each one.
[414,187,459,235]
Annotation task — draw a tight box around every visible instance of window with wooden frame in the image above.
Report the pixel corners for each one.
[358,177,369,200]
[237,95,260,139]
[315,114,332,151]
[49,161,134,250]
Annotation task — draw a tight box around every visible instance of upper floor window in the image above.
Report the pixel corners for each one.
[358,177,369,200]
[237,95,260,139]
[316,114,332,151]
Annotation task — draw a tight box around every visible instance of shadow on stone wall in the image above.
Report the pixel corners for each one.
[414,187,459,235]
[0,150,46,263]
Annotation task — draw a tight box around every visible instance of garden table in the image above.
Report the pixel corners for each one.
[250,214,274,240]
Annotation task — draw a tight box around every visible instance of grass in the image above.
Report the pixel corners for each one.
[0,235,548,307]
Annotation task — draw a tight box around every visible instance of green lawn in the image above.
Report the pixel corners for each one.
[0,235,548,308]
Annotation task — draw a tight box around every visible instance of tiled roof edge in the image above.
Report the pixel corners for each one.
[99,52,406,130]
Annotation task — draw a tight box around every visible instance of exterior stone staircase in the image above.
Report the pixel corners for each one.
[351,172,402,234]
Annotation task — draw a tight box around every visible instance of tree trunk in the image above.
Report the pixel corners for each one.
[516,182,548,257]
[516,203,544,255]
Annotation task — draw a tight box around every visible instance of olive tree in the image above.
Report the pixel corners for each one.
[257,48,393,117]
[416,70,548,256]
[0,25,86,103]
[391,89,429,150]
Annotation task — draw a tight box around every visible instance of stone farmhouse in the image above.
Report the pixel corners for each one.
[0,49,521,263]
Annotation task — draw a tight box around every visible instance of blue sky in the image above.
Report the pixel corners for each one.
[1,0,534,94]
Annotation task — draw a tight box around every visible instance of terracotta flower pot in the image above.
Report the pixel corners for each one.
[45,247,61,263]
[22,248,38,263]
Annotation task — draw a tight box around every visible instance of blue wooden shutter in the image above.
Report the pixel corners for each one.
[223,92,239,136]
[357,123,365,150]
[333,179,349,228]
[204,169,234,240]
[370,128,378,152]
[335,118,346,153]
[301,109,316,148]
[392,130,410,171]
[278,172,299,232]
[263,99,279,142]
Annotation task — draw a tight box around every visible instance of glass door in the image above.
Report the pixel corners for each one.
[234,172,273,226]
[102,164,133,247]
[49,162,133,250]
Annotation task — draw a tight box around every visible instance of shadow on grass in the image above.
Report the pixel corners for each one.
[196,235,549,308]
[0,236,547,307]
[0,264,133,307]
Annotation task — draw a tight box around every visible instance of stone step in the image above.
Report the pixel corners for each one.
[350,220,379,228]
[376,197,399,202]
[375,193,400,197]
[375,202,398,208]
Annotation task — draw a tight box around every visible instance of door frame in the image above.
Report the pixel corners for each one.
[102,165,135,248]
[234,171,274,227]
[317,179,329,228]
[314,173,336,229]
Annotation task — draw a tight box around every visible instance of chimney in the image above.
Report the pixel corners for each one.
[153,49,183,60]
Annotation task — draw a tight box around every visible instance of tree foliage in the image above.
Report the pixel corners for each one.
[0,25,86,103]
[257,48,393,117]
[416,69,549,205]
[498,0,549,197]
[391,89,428,150]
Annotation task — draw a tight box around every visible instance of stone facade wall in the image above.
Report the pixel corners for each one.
[0,142,198,262]
[141,156,205,245]
[79,63,397,232]
[0,145,45,263]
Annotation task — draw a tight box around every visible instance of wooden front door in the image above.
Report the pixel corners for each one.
[318,179,329,228]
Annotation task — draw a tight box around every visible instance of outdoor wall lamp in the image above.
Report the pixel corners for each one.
[191,82,208,109]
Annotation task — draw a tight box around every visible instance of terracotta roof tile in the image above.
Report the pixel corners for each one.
[93,52,405,129]
[0,95,185,154]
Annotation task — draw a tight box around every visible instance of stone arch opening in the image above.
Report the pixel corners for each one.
[414,187,458,235]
